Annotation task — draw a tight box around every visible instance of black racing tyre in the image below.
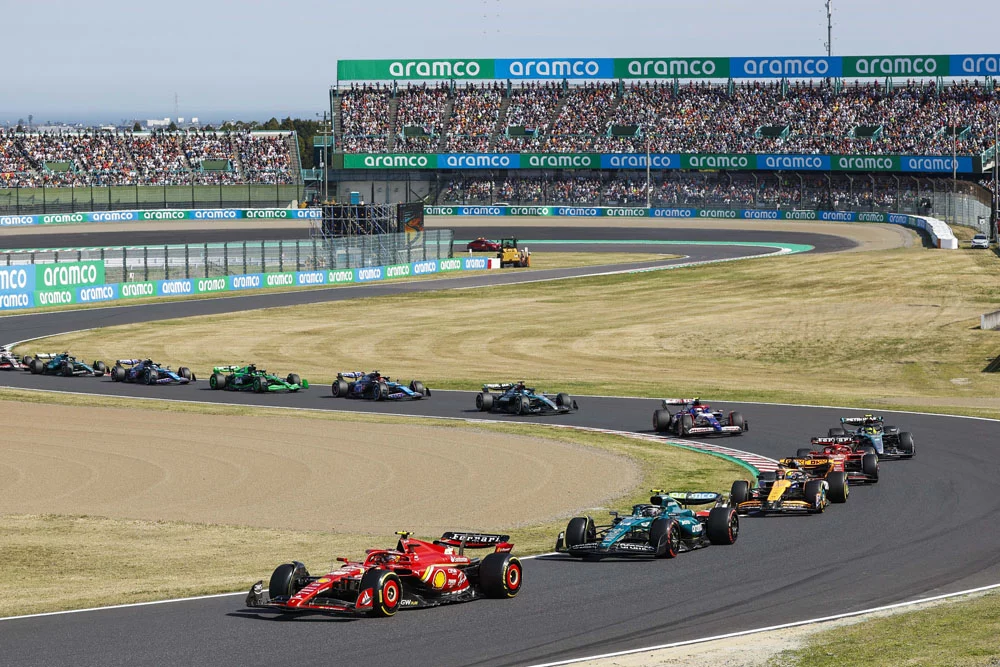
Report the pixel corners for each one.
[555,392,572,408]
[649,517,679,558]
[268,562,308,600]
[410,380,426,396]
[209,372,226,390]
[862,453,879,480]
[730,479,751,505]
[112,365,126,382]
[62,361,74,377]
[706,507,739,545]
[332,379,348,397]
[796,448,814,458]
[30,359,43,374]
[476,392,494,412]
[93,361,107,376]
[860,445,878,458]
[653,409,672,433]
[564,517,593,549]
[827,471,849,503]
[374,381,388,401]
[179,367,193,381]
[254,376,267,393]
[144,368,159,385]
[828,427,848,437]
[514,395,528,415]
[676,413,693,436]
[22,355,33,366]
[286,373,301,387]
[898,432,915,457]
[804,479,826,513]
[480,552,522,599]
[729,411,745,431]
[358,569,403,617]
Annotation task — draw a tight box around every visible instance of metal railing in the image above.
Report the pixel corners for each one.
[0,230,454,284]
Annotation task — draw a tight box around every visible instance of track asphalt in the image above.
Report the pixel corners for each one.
[2,226,995,667]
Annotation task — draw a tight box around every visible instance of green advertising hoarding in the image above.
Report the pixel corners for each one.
[613,57,730,79]
[841,55,950,78]
[337,59,495,80]
[342,154,437,169]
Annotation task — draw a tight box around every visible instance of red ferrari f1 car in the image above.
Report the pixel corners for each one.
[246,531,522,617]
[466,237,501,252]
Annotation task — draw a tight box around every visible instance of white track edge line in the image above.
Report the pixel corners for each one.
[527,582,1000,667]
[0,551,559,622]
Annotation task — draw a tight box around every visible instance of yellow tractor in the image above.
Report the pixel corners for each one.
[498,238,530,268]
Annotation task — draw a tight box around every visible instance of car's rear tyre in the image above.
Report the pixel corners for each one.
[410,380,426,396]
[286,373,301,387]
[676,413,693,436]
[254,376,267,393]
[332,379,348,397]
[209,373,226,390]
[649,517,679,558]
[861,453,879,480]
[564,517,594,551]
[358,569,403,617]
[93,361,107,376]
[707,507,739,545]
[373,381,388,401]
[730,480,751,505]
[21,355,33,366]
[112,365,126,382]
[898,432,915,458]
[555,392,572,408]
[804,479,826,513]
[480,553,522,598]
[653,409,672,433]
[729,411,745,431]
[29,359,43,374]
[514,395,527,415]
[829,427,847,437]
[827,471,849,503]
[796,448,813,458]
[62,361,74,377]
[144,368,159,385]
[476,392,494,412]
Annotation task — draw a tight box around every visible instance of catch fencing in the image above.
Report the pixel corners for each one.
[0,230,455,285]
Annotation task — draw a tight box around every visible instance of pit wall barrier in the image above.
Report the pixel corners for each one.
[425,205,959,249]
[0,207,321,227]
[0,257,493,311]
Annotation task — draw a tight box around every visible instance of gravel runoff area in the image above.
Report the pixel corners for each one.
[0,401,639,533]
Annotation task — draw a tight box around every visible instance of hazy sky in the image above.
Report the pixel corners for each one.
[1,0,997,124]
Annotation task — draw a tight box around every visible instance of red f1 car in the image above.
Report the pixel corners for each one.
[466,237,501,252]
[246,531,522,617]
[791,436,879,484]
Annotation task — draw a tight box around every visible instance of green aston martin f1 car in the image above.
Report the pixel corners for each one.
[208,364,308,393]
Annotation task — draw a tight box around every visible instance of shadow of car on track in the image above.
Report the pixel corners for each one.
[227,609,359,624]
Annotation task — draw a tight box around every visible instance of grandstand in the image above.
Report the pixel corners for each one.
[0,130,299,189]
[333,79,999,157]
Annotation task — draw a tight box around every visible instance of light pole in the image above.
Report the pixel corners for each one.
[645,132,652,209]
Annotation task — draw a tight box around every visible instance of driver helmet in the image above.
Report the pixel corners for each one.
[639,506,662,518]
[864,426,878,435]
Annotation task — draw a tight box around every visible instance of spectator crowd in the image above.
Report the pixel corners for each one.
[0,129,295,188]
[337,79,1000,156]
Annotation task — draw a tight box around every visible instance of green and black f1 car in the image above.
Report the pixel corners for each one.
[208,364,308,393]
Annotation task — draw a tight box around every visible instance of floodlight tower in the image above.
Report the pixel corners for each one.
[824,1,833,57]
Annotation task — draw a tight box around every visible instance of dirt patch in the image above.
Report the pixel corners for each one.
[0,401,637,533]
[432,216,916,253]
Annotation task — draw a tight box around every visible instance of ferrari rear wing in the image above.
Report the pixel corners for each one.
[436,532,512,554]
[811,436,855,445]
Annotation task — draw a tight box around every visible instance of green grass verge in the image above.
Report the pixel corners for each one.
[770,590,1000,666]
